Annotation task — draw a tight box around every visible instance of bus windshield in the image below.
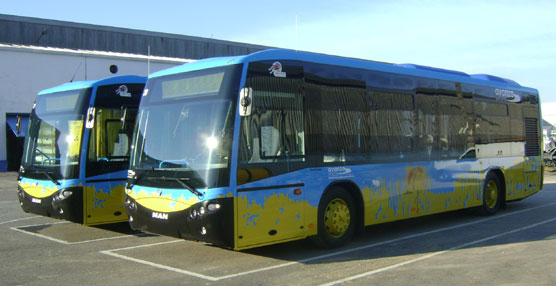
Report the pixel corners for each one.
[21,88,91,180]
[130,65,241,189]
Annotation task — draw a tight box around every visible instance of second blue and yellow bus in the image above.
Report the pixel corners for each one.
[125,49,542,250]
[17,75,146,225]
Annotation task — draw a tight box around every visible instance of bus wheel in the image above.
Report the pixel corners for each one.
[312,187,356,248]
[480,173,502,216]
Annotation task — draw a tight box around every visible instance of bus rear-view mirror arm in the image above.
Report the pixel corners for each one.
[239,87,253,117]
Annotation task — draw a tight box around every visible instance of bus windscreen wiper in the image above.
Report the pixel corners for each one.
[128,167,158,188]
[30,170,61,186]
[43,171,61,185]
[159,176,204,198]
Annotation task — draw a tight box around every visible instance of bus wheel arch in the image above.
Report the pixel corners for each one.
[490,168,507,208]
[312,181,364,248]
[480,169,505,215]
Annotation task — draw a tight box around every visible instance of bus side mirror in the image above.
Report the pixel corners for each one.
[16,116,22,134]
[239,87,253,117]
[86,106,96,129]
[121,107,128,130]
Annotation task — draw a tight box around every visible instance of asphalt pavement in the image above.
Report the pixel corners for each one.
[1,171,556,286]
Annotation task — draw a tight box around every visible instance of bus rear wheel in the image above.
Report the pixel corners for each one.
[479,173,502,216]
[312,186,356,248]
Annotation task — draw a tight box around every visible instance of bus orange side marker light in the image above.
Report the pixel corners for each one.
[294,189,302,195]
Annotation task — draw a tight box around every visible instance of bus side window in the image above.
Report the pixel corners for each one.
[304,68,368,165]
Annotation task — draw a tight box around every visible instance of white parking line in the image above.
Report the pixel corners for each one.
[69,234,136,245]
[11,223,72,244]
[320,216,556,286]
[0,216,40,226]
[101,240,299,281]
[101,239,184,252]
[10,221,134,244]
[101,240,216,281]
[99,201,556,281]
[11,221,69,228]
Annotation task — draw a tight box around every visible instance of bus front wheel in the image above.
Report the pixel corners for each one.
[479,173,502,216]
[312,186,356,248]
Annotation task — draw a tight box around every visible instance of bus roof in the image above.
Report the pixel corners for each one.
[150,49,538,94]
[38,75,147,95]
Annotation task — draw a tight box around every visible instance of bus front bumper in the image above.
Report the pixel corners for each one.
[125,196,234,248]
[17,185,83,223]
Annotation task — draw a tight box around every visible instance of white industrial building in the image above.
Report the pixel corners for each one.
[0,14,267,171]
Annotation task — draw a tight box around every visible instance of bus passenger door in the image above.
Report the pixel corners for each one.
[82,83,143,225]
[236,60,306,248]
[83,106,136,225]
[83,106,137,224]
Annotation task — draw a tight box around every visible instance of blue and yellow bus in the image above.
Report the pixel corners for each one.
[125,49,541,250]
[17,75,146,225]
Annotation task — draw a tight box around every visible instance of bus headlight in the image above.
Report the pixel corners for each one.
[190,202,222,219]
[125,198,136,210]
[17,187,25,199]
[57,190,71,199]
[54,188,77,200]
[207,203,221,212]
[19,166,25,179]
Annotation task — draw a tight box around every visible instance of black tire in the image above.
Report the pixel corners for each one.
[478,173,502,216]
[312,186,356,248]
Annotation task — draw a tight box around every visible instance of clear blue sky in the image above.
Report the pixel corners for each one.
[4,0,556,102]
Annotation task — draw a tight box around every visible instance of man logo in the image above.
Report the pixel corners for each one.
[152,212,169,220]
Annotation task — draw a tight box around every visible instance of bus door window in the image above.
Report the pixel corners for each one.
[238,61,305,184]
[87,107,137,176]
